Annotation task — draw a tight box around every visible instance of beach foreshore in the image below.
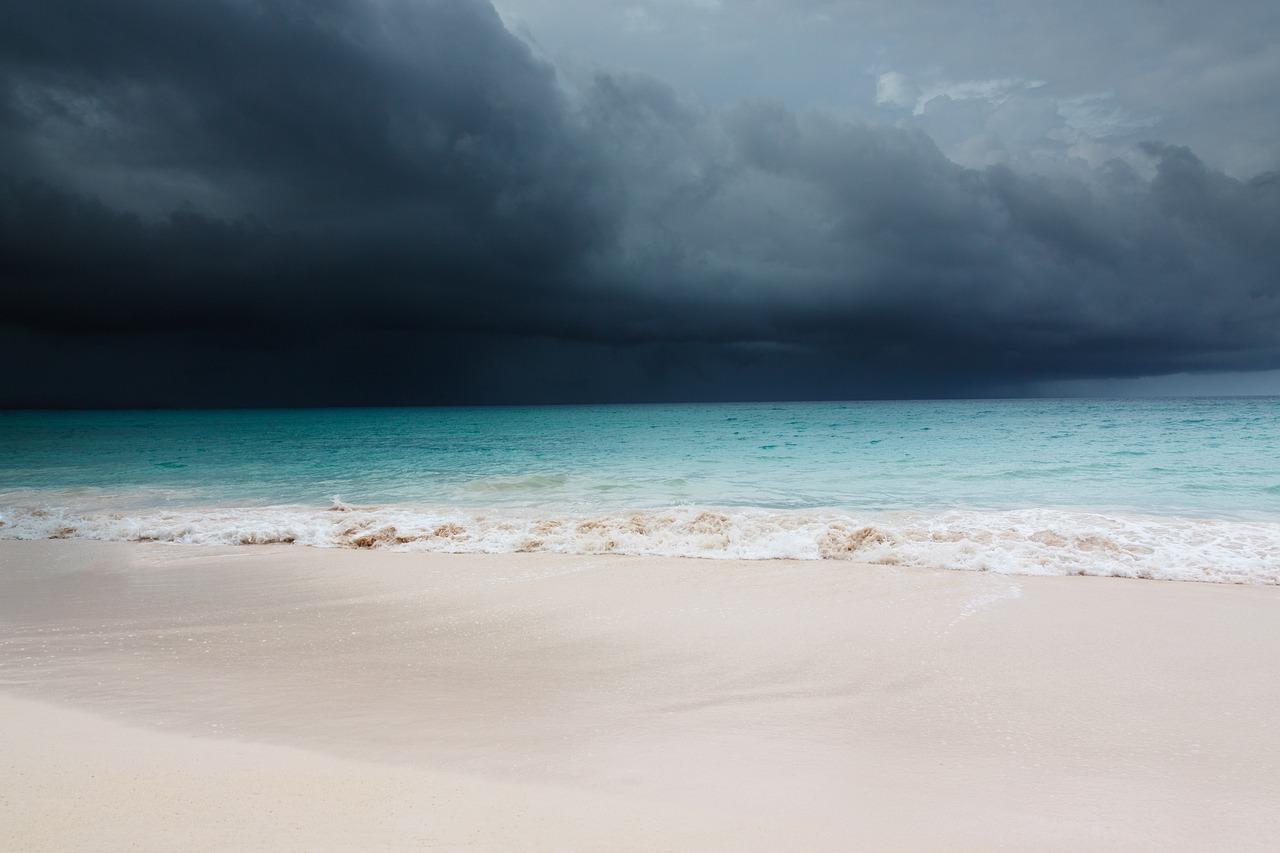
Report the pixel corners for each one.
[2,540,1278,851]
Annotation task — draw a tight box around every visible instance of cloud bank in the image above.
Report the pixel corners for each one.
[2,0,1278,405]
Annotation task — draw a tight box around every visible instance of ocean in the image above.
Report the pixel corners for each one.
[2,399,1278,583]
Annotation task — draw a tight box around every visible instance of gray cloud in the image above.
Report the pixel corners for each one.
[499,0,1280,177]
[1,0,1278,406]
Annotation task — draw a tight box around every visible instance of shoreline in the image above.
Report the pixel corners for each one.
[3,499,1277,584]
[3,540,1279,850]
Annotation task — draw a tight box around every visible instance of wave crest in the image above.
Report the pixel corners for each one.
[1,501,1276,585]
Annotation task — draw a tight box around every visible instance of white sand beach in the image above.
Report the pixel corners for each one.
[2,539,1278,851]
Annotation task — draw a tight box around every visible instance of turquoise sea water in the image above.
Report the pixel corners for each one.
[2,399,1278,582]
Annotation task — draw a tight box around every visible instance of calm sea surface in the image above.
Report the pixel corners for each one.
[3,400,1278,582]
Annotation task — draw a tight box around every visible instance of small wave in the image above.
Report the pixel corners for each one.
[461,473,571,493]
[1,501,1277,585]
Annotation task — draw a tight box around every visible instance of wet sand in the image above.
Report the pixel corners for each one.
[2,539,1278,850]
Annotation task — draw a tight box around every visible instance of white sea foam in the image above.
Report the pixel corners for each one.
[1,497,1276,585]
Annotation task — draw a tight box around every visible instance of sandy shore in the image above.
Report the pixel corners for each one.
[2,540,1278,850]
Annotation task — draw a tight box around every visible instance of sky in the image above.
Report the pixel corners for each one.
[2,0,1278,406]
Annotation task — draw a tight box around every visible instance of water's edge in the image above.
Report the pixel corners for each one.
[3,500,1276,585]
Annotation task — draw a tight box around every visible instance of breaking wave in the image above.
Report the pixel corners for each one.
[1,498,1277,585]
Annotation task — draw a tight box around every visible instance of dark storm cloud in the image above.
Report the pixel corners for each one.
[1,0,1278,406]
[1,0,620,353]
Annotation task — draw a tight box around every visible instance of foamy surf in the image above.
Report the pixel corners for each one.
[2,499,1276,585]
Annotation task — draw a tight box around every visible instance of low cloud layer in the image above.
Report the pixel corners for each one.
[2,0,1278,405]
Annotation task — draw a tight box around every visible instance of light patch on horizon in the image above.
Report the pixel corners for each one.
[1039,370,1280,399]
